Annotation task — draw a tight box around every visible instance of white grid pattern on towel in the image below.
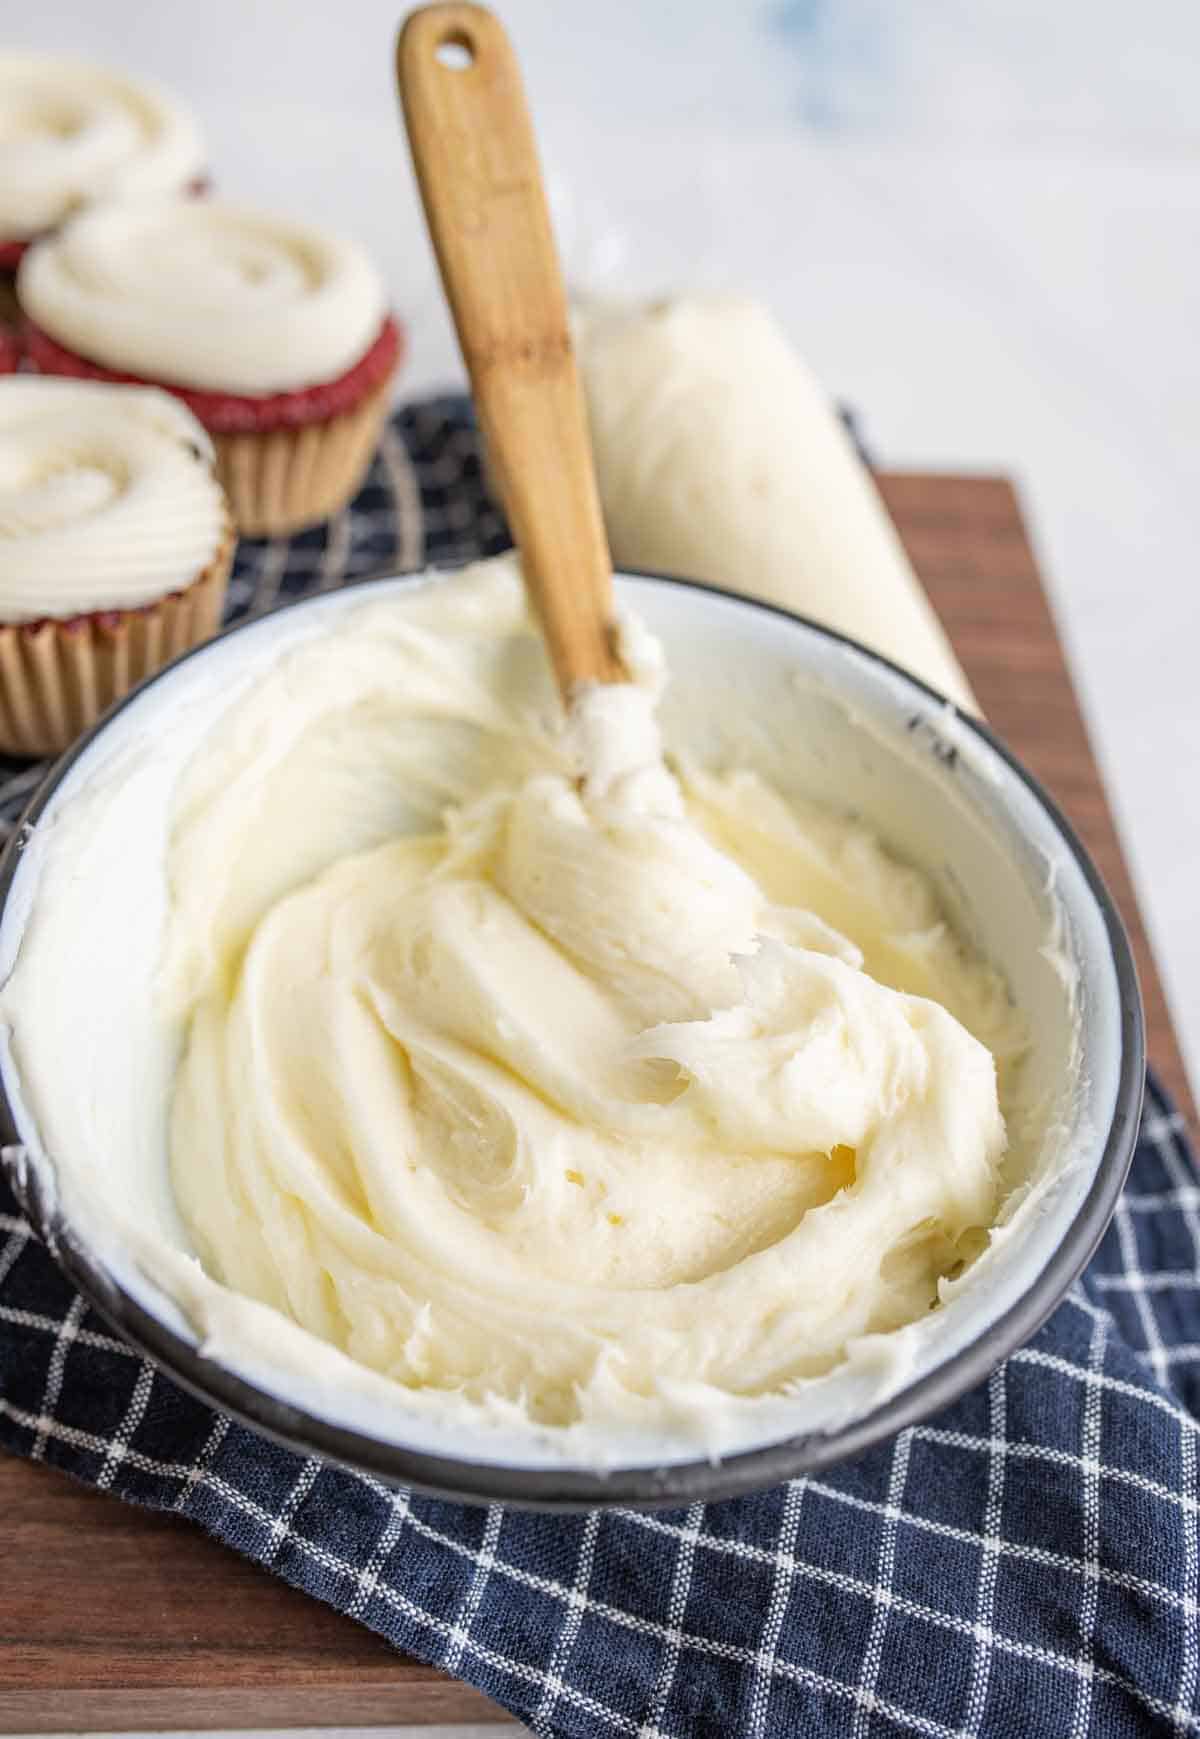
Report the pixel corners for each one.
[447,1504,505,1677]
[1068,1308,1108,1739]
[851,1428,913,1739]
[96,1356,157,1490]
[532,1509,602,1739]
[962,1365,1007,1738]
[0,1214,30,1287]
[637,1501,705,1739]
[263,1455,322,1565]
[348,1481,413,1621]
[1155,1108,1200,1735]
[746,1479,806,1739]
[7,1379,1197,1738]
[29,1290,83,1461]
[4,1082,1200,1736]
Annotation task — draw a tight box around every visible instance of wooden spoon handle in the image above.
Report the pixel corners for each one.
[397,3,623,692]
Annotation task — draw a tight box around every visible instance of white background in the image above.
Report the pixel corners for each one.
[5,1,1198,1733]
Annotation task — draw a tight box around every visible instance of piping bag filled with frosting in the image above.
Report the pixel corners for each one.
[574,295,976,712]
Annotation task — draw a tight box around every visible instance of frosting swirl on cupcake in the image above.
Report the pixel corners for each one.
[19,199,389,394]
[0,379,226,621]
[0,55,204,240]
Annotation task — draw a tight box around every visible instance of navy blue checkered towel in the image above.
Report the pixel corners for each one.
[1,401,1198,1737]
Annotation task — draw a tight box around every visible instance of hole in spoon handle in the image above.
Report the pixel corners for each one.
[434,30,474,69]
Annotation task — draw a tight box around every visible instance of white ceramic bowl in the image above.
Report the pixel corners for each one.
[0,570,1144,1507]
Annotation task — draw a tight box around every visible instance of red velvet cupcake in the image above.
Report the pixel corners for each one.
[21,198,402,537]
[0,380,233,757]
[0,54,205,324]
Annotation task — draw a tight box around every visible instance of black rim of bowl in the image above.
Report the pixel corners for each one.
[0,566,1146,1510]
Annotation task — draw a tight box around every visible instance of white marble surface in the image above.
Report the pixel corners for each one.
[5,2,1198,1733]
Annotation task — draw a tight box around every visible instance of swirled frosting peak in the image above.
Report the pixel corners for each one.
[19,198,388,394]
[0,54,204,239]
[0,379,226,621]
[156,560,1023,1448]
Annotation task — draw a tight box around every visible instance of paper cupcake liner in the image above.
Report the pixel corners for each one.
[212,373,396,537]
[0,519,235,760]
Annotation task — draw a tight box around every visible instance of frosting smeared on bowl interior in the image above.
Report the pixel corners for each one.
[160,558,1027,1442]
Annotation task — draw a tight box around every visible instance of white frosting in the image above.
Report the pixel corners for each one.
[156,560,1017,1444]
[19,199,387,394]
[576,295,977,711]
[0,54,203,239]
[0,561,1104,1470]
[0,378,225,620]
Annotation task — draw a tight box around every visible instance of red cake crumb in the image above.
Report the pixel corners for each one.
[0,326,19,373]
[22,314,403,433]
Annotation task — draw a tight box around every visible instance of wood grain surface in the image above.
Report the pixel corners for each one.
[0,473,1191,1733]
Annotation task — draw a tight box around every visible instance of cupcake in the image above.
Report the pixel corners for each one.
[20,198,403,536]
[0,378,234,758]
[0,54,204,321]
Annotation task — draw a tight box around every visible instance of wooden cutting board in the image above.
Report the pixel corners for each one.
[1,474,1193,1733]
